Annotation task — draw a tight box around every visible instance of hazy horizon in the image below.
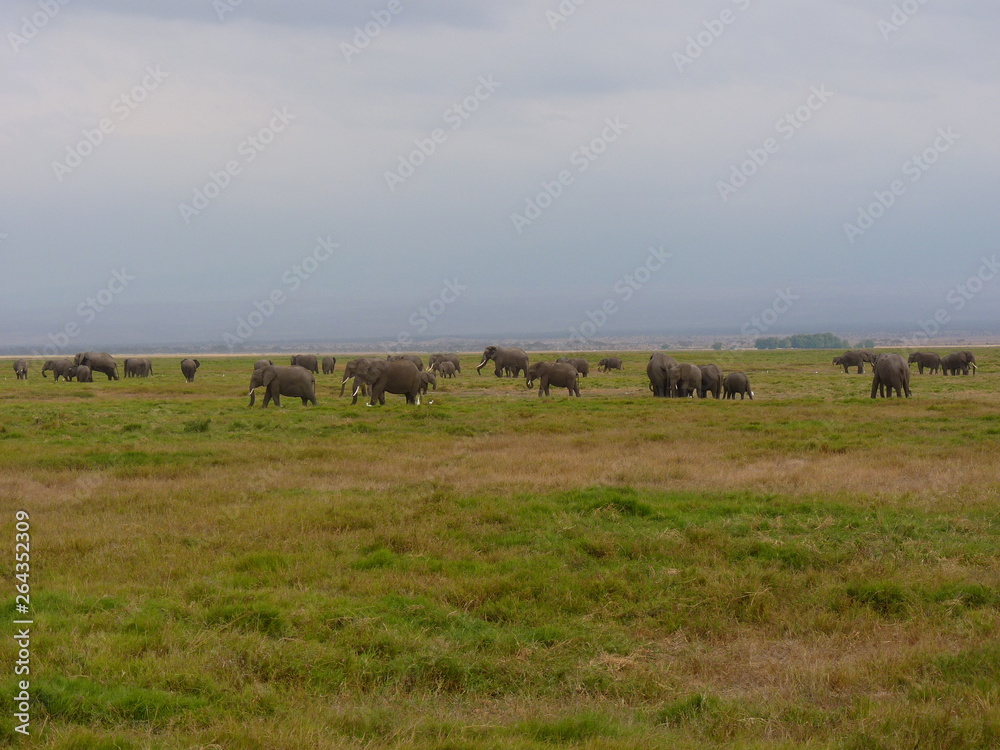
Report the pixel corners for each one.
[2,1,998,356]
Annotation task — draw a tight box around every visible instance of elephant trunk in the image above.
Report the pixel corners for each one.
[972,362,978,375]
[476,359,488,374]
[248,388,256,407]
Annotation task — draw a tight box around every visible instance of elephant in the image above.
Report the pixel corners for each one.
[434,361,457,378]
[669,363,702,398]
[647,352,678,397]
[525,361,580,397]
[418,371,437,394]
[387,354,424,371]
[322,356,337,374]
[180,358,200,382]
[856,349,878,365]
[124,358,152,378]
[290,354,319,373]
[723,371,753,400]
[353,359,422,405]
[41,359,73,381]
[941,351,977,376]
[13,359,28,380]
[248,365,317,407]
[907,351,941,374]
[74,352,119,380]
[66,364,93,382]
[697,364,723,399]
[871,353,911,398]
[555,357,590,377]
[597,357,623,372]
[340,358,373,397]
[833,351,866,374]
[477,345,528,378]
[253,359,273,370]
[428,353,461,373]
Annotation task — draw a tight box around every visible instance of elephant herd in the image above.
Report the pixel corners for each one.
[833,349,977,377]
[7,346,987,407]
[830,348,980,399]
[646,353,753,400]
[20,352,200,383]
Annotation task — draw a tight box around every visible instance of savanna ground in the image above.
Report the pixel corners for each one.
[1,349,998,749]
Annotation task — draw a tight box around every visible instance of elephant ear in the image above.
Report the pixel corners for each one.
[194,359,200,367]
[263,368,278,387]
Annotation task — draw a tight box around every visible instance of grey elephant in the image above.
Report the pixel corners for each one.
[697,364,723,399]
[41,359,73,381]
[597,357,623,372]
[340,358,373,397]
[647,352,678,397]
[526,361,580,397]
[253,359,273,370]
[74,352,119,380]
[290,354,319,373]
[322,356,337,374]
[181,358,200,382]
[555,357,590,377]
[387,353,424,371]
[124,358,152,378]
[428,353,461,373]
[353,358,422,405]
[418,371,437,394]
[723,371,753,400]
[13,359,28,380]
[871,353,911,398]
[477,345,528,378]
[434,361,457,378]
[833,351,866,374]
[248,365,317,407]
[856,349,878,365]
[669,363,702,398]
[66,364,93,382]
[941,351,977,376]
[907,351,941,374]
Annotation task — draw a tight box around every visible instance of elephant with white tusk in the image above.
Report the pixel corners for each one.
[352,359,422,406]
[428,353,461,373]
[477,345,528,378]
[525,361,580,397]
[248,365,317,407]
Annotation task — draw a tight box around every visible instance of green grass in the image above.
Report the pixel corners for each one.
[0,349,998,748]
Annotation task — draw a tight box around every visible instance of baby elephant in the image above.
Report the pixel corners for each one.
[13,359,28,380]
[525,361,580,397]
[434,361,457,378]
[67,364,93,382]
[418,371,437,394]
[723,371,753,400]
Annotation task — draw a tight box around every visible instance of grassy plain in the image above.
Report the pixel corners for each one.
[1,349,998,749]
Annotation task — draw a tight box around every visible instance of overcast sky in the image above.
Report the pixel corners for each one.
[1,0,998,351]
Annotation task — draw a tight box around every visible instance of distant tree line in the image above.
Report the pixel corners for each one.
[754,333,852,350]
